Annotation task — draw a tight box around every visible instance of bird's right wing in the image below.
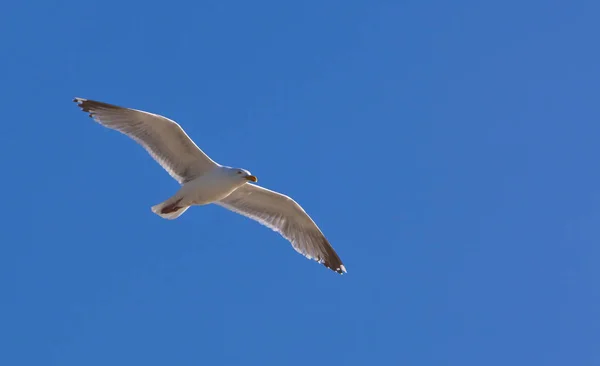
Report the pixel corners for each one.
[215,184,346,274]
[74,97,218,184]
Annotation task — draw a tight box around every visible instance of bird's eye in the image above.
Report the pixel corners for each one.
[237,171,242,174]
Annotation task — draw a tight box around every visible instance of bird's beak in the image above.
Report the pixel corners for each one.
[245,175,258,182]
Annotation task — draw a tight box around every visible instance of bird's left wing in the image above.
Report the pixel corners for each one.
[74,98,218,184]
[215,184,346,274]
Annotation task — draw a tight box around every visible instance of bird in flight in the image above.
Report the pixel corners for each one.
[73,98,346,274]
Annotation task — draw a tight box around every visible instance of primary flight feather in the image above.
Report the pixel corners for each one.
[73,97,346,274]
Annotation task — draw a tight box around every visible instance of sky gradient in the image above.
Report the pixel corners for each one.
[1,0,599,365]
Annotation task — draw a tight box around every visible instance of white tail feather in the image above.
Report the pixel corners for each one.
[151,200,189,220]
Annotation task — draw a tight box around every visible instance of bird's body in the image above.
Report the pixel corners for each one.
[177,167,247,205]
[152,166,253,219]
[73,97,346,274]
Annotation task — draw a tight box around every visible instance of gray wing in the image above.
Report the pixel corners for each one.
[74,97,218,184]
[215,184,346,274]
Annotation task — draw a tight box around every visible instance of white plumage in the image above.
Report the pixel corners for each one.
[74,97,346,274]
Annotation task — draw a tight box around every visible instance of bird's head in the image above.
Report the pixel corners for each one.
[231,168,258,183]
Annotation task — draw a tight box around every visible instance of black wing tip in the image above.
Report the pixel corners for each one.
[72,97,123,113]
[318,239,347,275]
[324,262,347,275]
[73,97,94,114]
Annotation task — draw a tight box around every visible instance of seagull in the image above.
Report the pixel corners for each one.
[73,97,346,274]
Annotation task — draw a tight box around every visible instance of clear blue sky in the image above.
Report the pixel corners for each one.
[1,0,599,365]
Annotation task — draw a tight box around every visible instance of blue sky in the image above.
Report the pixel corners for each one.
[1,0,599,364]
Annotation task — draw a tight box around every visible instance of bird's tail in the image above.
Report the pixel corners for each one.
[151,197,189,220]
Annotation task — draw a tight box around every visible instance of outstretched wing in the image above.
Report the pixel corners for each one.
[215,184,346,274]
[74,97,218,184]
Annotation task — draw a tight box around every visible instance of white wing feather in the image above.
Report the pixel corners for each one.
[215,184,346,274]
[74,98,218,184]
